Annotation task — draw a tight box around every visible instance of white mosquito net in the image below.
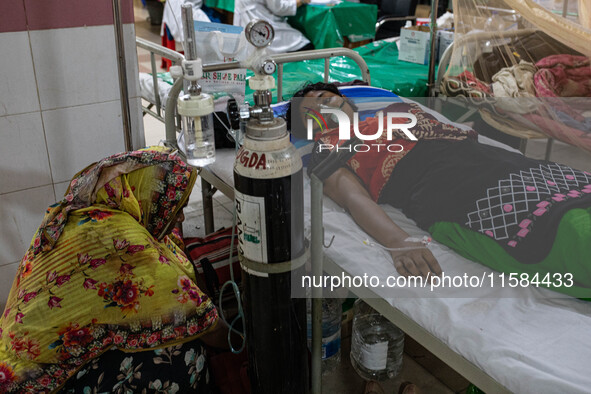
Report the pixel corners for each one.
[439,0,591,152]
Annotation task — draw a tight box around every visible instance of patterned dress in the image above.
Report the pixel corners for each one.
[0,147,218,393]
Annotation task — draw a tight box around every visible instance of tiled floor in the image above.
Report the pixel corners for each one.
[132,3,590,393]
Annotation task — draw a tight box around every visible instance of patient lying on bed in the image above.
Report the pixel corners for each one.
[287,83,591,295]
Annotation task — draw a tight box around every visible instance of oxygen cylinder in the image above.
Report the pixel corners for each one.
[234,115,308,393]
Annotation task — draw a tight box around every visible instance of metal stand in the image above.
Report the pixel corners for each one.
[112,0,133,150]
[310,174,324,394]
[427,0,440,97]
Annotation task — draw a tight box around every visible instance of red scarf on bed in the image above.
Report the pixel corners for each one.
[315,102,477,201]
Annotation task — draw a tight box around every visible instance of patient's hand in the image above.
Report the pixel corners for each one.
[390,244,441,279]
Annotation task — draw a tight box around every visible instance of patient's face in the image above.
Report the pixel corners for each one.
[298,90,356,133]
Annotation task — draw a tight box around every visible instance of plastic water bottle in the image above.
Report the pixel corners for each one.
[350,300,404,381]
[307,298,342,375]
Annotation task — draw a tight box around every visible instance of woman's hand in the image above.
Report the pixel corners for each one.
[323,168,442,280]
[389,242,441,279]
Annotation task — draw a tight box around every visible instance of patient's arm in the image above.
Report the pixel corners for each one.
[324,168,441,278]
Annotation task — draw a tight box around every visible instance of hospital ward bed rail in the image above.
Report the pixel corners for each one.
[270,48,371,102]
[135,36,372,233]
[157,47,371,146]
[136,37,185,123]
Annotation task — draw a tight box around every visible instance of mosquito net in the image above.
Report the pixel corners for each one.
[440,0,591,152]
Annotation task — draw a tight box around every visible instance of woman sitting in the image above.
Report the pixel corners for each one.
[287,83,591,296]
[0,147,219,392]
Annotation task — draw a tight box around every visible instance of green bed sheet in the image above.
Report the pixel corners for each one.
[155,40,431,104]
[244,39,431,102]
[429,206,591,299]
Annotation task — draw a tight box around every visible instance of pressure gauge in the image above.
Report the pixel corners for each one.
[245,20,275,48]
[261,60,277,75]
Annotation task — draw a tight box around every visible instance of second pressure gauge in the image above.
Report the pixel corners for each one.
[245,20,275,48]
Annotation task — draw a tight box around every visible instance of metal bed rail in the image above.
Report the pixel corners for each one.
[136,37,185,123]
[162,48,371,148]
[321,257,512,394]
[136,41,372,234]
[271,48,371,102]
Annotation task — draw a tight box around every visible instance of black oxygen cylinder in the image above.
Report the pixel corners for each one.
[234,118,308,393]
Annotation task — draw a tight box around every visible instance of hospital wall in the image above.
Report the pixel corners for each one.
[0,0,145,309]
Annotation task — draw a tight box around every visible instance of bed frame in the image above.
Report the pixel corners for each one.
[136,37,514,393]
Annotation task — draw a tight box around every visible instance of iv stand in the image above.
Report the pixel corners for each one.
[427,0,440,97]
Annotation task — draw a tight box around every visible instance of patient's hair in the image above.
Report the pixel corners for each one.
[285,82,342,140]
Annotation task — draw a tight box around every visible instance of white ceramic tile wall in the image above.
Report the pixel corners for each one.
[0,32,39,117]
[53,180,71,201]
[0,185,55,266]
[0,112,52,194]
[42,101,126,183]
[0,21,144,306]
[30,25,121,111]
[0,262,19,310]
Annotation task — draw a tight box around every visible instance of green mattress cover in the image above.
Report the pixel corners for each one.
[244,39,431,103]
[288,2,378,49]
[429,206,591,299]
[156,40,431,103]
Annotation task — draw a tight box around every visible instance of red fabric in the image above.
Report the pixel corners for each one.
[209,350,250,394]
[533,54,591,122]
[315,103,476,201]
[456,70,493,95]
[316,124,416,201]
[519,112,591,154]
[534,55,591,98]
[160,23,184,70]
[185,227,240,286]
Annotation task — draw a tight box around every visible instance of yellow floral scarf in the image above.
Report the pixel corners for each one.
[0,147,217,393]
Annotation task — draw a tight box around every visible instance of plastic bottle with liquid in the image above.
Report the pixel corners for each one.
[178,92,216,167]
[350,299,404,381]
[307,298,342,375]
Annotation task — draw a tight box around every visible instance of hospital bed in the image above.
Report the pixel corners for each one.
[201,90,591,394]
[136,37,591,394]
[137,36,432,114]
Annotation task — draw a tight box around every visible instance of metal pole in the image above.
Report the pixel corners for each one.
[562,0,569,18]
[427,0,439,97]
[112,0,133,151]
[310,174,324,393]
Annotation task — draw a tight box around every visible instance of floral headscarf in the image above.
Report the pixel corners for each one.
[0,147,218,393]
